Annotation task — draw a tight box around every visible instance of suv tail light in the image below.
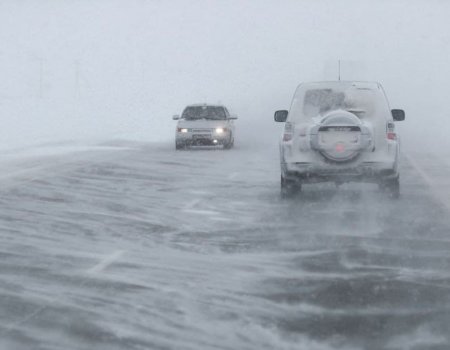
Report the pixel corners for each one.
[387,132,397,140]
[283,133,293,142]
[283,122,294,142]
[386,122,396,140]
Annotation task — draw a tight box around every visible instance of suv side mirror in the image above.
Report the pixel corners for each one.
[172,115,180,120]
[229,115,238,120]
[274,110,288,122]
[391,109,405,121]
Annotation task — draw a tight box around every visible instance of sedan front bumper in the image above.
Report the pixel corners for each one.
[176,131,230,146]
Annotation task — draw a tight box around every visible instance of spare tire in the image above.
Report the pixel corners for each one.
[310,110,372,162]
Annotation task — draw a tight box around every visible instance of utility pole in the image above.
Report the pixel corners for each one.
[38,58,44,98]
[75,60,80,99]
[338,60,341,81]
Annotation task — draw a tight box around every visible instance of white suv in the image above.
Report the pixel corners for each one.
[274,81,405,197]
[173,104,237,149]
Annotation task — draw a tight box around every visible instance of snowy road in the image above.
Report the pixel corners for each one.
[1,141,450,350]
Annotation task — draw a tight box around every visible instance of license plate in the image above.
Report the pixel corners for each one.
[193,134,210,139]
[320,126,360,132]
[320,132,359,144]
[328,127,352,132]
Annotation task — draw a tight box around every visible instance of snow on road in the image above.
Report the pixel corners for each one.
[406,152,450,213]
[0,141,450,350]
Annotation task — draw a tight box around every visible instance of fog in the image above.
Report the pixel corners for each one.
[0,0,449,150]
[3,3,450,348]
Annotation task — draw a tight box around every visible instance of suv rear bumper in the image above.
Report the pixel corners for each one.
[282,161,398,184]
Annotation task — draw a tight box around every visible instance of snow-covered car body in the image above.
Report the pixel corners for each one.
[173,104,236,149]
[274,81,405,195]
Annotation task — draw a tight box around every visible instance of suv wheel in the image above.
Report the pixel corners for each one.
[379,176,400,199]
[281,175,302,197]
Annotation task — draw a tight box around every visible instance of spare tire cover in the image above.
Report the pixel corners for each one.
[317,110,363,162]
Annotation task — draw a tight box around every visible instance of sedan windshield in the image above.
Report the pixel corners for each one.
[182,106,227,120]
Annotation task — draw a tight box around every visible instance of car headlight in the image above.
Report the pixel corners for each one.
[177,128,189,133]
[215,128,227,134]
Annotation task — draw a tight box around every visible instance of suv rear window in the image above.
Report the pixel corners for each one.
[289,83,390,122]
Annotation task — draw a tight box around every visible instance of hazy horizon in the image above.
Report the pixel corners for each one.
[0,0,448,150]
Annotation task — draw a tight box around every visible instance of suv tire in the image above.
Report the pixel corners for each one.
[281,175,302,197]
[379,176,400,199]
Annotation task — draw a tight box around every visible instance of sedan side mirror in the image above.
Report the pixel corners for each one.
[274,110,288,122]
[391,109,405,121]
[172,115,180,120]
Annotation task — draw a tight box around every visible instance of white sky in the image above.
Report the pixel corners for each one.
[0,0,448,149]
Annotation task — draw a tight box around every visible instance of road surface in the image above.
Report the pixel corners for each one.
[1,140,450,350]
